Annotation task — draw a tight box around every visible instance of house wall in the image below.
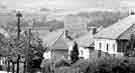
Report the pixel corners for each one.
[68,45,90,59]
[53,50,68,60]
[43,50,68,60]
[43,51,51,59]
[95,39,117,54]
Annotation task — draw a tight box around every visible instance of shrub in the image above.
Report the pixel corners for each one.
[55,58,71,68]
[85,56,125,73]
[55,67,80,73]
[70,42,79,64]
[71,59,89,72]
[40,59,53,73]
[55,56,135,73]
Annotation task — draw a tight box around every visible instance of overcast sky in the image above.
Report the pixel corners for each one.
[121,0,135,8]
[0,0,121,10]
[0,0,134,11]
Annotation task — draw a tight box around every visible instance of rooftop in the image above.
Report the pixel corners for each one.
[95,15,135,39]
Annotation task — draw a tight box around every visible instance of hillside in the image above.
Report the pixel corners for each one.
[76,11,128,27]
[0,10,128,32]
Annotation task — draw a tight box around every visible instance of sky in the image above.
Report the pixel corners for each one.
[0,0,120,10]
[120,0,135,8]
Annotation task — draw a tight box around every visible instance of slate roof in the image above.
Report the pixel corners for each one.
[0,27,9,37]
[75,32,94,47]
[41,29,71,50]
[95,15,135,39]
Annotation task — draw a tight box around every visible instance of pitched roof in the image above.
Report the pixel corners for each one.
[0,27,9,37]
[75,32,94,47]
[95,15,135,39]
[41,29,70,50]
[41,30,63,47]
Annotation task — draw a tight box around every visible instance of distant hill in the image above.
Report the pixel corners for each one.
[76,11,128,28]
[0,10,128,33]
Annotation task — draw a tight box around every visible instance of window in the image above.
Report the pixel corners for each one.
[113,44,115,52]
[99,43,102,50]
[107,44,109,51]
[81,50,83,56]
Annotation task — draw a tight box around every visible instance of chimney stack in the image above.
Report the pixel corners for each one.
[90,27,97,35]
[129,8,135,15]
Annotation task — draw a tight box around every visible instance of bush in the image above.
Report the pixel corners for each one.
[40,59,53,73]
[55,58,71,68]
[71,59,89,72]
[41,56,135,73]
[55,67,80,73]
[83,56,135,73]
[85,56,125,73]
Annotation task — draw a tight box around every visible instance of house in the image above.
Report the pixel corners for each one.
[68,42,90,60]
[68,27,98,59]
[42,29,71,60]
[94,14,135,55]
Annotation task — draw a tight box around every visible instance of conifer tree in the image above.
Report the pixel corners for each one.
[70,41,79,64]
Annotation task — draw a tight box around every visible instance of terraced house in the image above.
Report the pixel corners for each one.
[94,13,135,55]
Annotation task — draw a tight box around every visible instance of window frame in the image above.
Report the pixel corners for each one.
[99,42,102,50]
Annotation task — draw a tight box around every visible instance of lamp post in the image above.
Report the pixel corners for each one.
[16,11,22,40]
[16,11,22,73]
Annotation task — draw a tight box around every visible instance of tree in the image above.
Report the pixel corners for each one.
[70,41,79,64]
[0,27,46,73]
[125,34,135,56]
[28,38,45,73]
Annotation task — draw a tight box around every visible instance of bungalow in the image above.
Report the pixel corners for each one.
[74,33,94,59]
[42,29,71,60]
[68,27,99,59]
[94,14,135,55]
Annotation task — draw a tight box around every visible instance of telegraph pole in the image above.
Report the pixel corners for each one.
[25,19,33,73]
[26,28,31,73]
[16,11,22,40]
[16,11,22,73]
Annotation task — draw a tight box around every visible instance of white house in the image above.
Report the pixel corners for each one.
[68,41,90,59]
[43,51,51,59]
[94,14,135,55]
[42,29,71,60]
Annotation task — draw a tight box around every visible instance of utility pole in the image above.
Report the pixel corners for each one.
[16,11,22,40]
[16,11,22,73]
[25,20,33,73]
[26,29,31,73]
